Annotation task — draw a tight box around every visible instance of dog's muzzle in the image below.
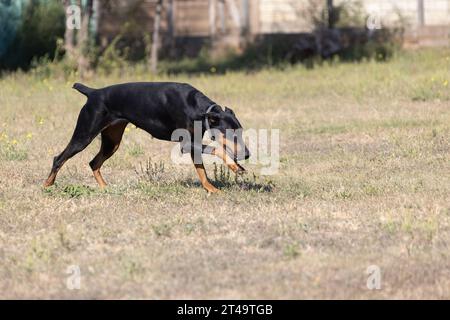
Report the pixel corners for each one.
[227,144,250,161]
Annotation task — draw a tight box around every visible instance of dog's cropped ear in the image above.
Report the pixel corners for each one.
[224,107,235,115]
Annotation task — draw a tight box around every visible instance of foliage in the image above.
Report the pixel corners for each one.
[0,0,22,60]
[0,0,65,71]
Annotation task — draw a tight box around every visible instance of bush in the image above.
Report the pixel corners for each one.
[0,0,65,71]
[0,0,22,61]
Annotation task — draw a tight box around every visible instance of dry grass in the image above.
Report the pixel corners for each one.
[0,49,449,299]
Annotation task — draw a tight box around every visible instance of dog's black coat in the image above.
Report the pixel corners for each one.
[45,82,248,186]
[74,82,217,141]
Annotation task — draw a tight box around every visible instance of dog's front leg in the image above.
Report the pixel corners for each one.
[189,150,219,193]
[212,147,246,174]
[193,162,220,194]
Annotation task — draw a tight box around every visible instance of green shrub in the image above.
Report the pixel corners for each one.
[1,0,65,70]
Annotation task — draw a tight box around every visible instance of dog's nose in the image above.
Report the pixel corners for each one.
[232,146,250,161]
[244,149,251,160]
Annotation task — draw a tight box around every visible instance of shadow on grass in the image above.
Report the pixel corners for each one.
[181,177,275,193]
[42,166,274,199]
[43,184,99,198]
[209,164,275,193]
[179,178,275,194]
[42,183,127,198]
[134,158,275,193]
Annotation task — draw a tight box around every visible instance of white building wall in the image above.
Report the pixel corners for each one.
[423,0,450,25]
[359,0,450,27]
[258,0,450,34]
[258,0,313,33]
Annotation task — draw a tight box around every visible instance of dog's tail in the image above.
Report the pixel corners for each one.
[73,83,95,97]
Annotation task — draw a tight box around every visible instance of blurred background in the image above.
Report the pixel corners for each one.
[0,0,449,75]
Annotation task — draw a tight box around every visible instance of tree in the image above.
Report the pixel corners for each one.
[327,0,334,28]
[77,0,94,77]
[150,0,163,74]
[63,0,76,60]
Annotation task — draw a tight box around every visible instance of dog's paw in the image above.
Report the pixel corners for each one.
[203,183,220,194]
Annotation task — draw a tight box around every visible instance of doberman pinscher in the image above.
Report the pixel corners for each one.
[43,82,250,193]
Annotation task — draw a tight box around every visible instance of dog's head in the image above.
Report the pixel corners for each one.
[204,106,250,161]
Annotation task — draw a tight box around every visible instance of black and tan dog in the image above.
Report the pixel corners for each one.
[43,82,250,193]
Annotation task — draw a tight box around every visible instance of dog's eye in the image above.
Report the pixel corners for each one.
[210,117,219,125]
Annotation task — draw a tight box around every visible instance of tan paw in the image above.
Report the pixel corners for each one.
[204,183,220,194]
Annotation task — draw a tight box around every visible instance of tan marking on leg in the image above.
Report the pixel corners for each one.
[43,158,68,187]
[43,172,57,187]
[93,169,107,188]
[194,163,219,193]
[213,146,243,174]
[213,134,246,173]
[90,121,128,188]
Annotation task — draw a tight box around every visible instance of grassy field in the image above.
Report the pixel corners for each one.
[0,49,449,299]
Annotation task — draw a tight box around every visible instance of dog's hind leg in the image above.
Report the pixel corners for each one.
[43,103,112,187]
[89,120,128,188]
